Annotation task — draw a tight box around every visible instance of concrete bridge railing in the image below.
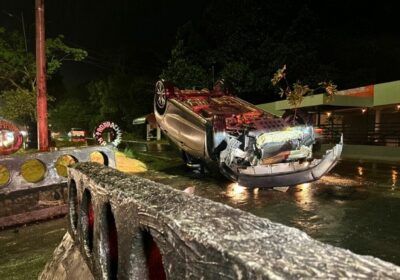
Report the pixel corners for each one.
[0,146,115,193]
[0,146,115,228]
[46,162,400,279]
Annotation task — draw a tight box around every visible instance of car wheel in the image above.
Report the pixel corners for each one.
[182,151,204,172]
[155,80,168,115]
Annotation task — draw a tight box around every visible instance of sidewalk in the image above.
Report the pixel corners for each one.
[321,143,400,162]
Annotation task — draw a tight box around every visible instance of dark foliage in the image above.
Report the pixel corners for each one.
[162,1,336,103]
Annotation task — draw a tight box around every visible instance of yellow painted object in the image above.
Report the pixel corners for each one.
[115,151,147,173]
[55,155,77,177]
[0,164,10,187]
[1,150,146,186]
[21,159,46,183]
[90,151,105,165]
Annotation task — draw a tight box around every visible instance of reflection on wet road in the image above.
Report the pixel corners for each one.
[127,142,400,265]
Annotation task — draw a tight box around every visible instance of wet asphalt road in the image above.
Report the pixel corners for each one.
[133,142,400,265]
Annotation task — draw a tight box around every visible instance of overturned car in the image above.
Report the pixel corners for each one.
[154,80,342,187]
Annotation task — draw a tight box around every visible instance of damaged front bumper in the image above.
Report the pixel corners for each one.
[220,135,343,188]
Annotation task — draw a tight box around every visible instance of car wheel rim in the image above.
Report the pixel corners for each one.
[156,81,166,108]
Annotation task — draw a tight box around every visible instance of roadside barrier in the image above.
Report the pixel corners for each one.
[0,146,115,228]
[0,146,115,192]
[67,162,400,279]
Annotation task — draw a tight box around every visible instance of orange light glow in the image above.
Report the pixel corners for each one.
[253,187,259,200]
[225,182,249,204]
[357,166,363,176]
[299,183,311,188]
[392,169,398,188]
[314,128,323,134]
[294,183,313,211]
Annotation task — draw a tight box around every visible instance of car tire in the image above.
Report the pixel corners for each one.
[154,80,170,115]
[182,151,204,171]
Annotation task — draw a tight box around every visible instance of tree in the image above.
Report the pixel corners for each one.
[0,89,36,124]
[161,40,209,89]
[271,64,337,123]
[49,97,93,132]
[0,27,87,124]
[0,27,35,92]
[161,1,337,103]
[87,74,154,130]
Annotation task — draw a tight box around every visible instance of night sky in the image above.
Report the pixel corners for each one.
[1,0,205,86]
[1,0,400,89]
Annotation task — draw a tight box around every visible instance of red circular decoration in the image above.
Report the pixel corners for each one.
[94,121,122,147]
[0,120,23,155]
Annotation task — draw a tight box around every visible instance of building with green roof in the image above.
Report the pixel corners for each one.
[257,80,400,161]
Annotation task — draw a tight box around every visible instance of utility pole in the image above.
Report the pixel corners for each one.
[35,0,49,151]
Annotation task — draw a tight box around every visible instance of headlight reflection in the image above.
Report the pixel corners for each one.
[225,182,249,204]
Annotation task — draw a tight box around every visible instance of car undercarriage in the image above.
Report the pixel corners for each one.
[154,80,342,187]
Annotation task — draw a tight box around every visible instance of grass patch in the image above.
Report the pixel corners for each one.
[122,147,139,159]
[134,152,182,171]
[118,144,182,171]
[0,218,67,280]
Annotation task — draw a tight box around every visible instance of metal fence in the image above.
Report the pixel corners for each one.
[319,122,400,146]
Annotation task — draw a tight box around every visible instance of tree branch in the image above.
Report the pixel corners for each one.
[0,76,24,91]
